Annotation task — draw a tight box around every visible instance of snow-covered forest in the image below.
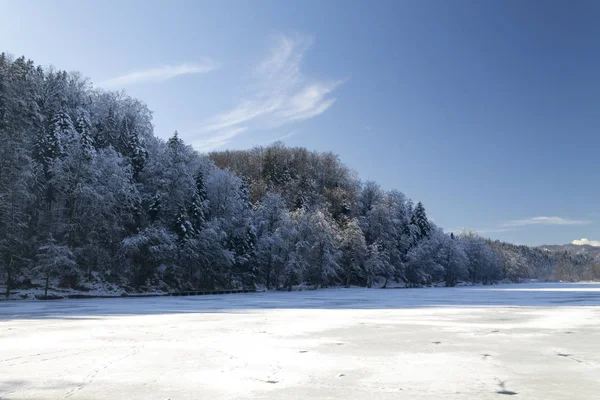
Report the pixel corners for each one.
[0,54,596,298]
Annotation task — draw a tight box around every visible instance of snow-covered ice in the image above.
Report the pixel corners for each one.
[2,283,600,399]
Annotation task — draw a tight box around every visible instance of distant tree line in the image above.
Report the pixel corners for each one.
[0,54,595,297]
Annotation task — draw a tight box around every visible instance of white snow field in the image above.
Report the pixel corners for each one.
[2,283,600,399]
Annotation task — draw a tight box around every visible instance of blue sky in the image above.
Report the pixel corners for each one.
[2,0,600,246]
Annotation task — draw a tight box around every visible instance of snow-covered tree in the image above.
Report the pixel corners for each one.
[35,235,78,297]
[190,170,208,227]
[340,218,367,287]
[298,210,341,288]
[410,201,431,241]
[460,232,503,284]
[362,202,398,285]
[205,168,256,287]
[359,181,383,216]
[364,243,386,288]
[254,193,291,289]
[439,232,468,287]
[405,235,442,286]
[121,227,176,288]
[0,53,589,297]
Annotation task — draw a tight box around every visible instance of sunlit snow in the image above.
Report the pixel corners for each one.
[2,283,600,399]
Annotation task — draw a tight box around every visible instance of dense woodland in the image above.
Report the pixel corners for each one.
[1,54,597,298]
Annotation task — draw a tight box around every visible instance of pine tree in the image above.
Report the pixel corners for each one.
[51,109,75,144]
[167,130,183,149]
[410,201,431,241]
[120,116,147,178]
[190,170,208,226]
[128,133,147,179]
[230,176,257,288]
[174,209,194,244]
[36,126,62,170]
[75,108,94,158]
[148,193,162,222]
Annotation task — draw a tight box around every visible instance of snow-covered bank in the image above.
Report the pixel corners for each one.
[2,283,600,399]
[0,282,161,301]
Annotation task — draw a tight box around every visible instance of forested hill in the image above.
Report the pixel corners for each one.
[0,54,596,299]
[210,144,360,220]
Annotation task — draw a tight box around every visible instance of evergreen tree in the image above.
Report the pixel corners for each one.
[167,130,183,149]
[410,202,431,241]
[75,108,94,158]
[174,209,194,244]
[190,170,208,226]
[35,126,62,170]
[148,193,161,222]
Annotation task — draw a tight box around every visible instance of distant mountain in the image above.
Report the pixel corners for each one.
[539,243,600,261]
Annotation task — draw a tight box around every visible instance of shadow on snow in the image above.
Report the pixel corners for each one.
[2,283,600,321]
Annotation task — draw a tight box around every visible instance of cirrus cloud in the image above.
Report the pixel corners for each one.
[100,60,218,88]
[502,216,590,227]
[189,34,343,152]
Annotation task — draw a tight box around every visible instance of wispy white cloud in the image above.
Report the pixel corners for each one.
[476,227,515,234]
[502,216,590,227]
[272,130,300,143]
[448,216,591,238]
[572,238,600,247]
[447,227,514,235]
[189,34,343,151]
[191,127,247,153]
[100,60,218,88]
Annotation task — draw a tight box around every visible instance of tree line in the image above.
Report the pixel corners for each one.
[0,54,594,298]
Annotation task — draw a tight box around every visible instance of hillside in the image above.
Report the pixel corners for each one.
[540,244,600,260]
[0,53,596,299]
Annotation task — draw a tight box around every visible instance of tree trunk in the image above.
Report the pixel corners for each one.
[345,268,351,287]
[188,262,194,288]
[44,275,49,298]
[4,254,13,298]
[266,262,271,290]
[5,266,12,298]
[274,261,280,290]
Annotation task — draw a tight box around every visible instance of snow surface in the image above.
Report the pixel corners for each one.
[2,283,600,399]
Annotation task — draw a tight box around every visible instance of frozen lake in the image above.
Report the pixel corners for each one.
[2,283,600,399]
